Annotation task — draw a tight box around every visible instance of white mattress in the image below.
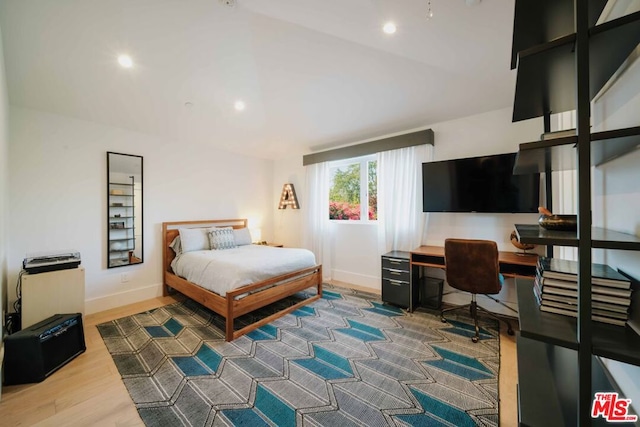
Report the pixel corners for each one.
[170,245,317,297]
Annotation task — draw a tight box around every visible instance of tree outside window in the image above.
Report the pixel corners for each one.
[329,156,377,221]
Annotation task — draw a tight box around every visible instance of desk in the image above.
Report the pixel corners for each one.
[381,246,538,313]
[410,245,538,278]
[409,245,538,316]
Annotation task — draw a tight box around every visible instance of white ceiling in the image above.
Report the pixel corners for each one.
[0,0,517,159]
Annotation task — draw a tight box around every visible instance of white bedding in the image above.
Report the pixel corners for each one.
[170,245,317,297]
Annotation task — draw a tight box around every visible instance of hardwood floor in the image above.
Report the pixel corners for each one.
[0,295,181,426]
[0,286,518,426]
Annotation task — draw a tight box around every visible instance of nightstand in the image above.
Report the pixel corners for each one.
[21,267,86,329]
[254,242,283,248]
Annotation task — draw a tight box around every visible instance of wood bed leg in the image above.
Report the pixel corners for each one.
[226,295,234,342]
[318,265,323,297]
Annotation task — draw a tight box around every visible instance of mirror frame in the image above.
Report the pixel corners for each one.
[107,152,143,268]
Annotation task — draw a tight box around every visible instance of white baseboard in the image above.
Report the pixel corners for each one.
[85,283,163,315]
[332,269,380,291]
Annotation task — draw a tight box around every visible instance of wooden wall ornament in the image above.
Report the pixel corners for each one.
[278,183,300,209]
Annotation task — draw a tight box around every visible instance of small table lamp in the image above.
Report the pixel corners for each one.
[250,228,262,244]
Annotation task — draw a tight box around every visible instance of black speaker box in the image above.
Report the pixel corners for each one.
[3,313,86,385]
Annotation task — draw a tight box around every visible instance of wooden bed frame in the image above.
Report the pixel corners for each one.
[162,219,323,341]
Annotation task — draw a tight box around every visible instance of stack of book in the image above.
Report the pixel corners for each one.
[534,257,632,327]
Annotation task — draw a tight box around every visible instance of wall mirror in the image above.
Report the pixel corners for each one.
[107,152,143,268]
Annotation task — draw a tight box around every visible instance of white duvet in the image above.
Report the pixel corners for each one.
[170,245,317,297]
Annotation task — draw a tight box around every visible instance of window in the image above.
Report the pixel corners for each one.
[329,155,377,221]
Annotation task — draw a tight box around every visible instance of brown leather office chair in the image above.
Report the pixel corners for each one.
[441,238,513,343]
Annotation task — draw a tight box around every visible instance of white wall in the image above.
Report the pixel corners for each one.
[423,108,543,250]
[8,107,274,314]
[0,19,9,400]
[274,107,544,291]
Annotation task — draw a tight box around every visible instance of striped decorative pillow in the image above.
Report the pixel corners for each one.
[208,227,237,250]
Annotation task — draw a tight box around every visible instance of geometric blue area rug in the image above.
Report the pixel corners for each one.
[97,285,500,426]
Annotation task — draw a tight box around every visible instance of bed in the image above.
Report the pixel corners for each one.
[162,219,323,341]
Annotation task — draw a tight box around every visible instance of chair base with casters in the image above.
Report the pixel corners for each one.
[441,238,515,343]
[441,294,514,343]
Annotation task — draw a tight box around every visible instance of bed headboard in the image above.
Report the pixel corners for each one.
[162,219,249,274]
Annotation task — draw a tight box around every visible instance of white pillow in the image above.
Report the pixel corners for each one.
[169,235,182,255]
[208,227,237,250]
[178,227,211,252]
[233,228,252,246]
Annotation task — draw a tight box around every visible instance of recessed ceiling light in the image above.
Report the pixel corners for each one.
[383,22,397,34]
[234,100,246,111]
[118,54,133,68]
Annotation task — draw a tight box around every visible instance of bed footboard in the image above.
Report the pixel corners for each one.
[165,265,322,341]
[226,265,322,341]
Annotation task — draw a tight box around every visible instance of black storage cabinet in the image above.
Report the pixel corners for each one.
[381,251,417,311]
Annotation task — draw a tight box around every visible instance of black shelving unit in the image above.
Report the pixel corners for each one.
[510,1,640,425]
[517,334,576,427]
[517,279,640,366]
[510,0,608,70]
[515,224,640,251]
[513,10,640,122]
[517,333,632,427]
[513,126,640,175]
[108,178,136,268]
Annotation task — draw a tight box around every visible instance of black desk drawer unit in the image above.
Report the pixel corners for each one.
[381,251,416,310]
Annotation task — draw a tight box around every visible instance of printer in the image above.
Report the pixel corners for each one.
[23,250,81,274]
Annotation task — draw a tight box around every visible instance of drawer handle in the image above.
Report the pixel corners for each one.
[388,279,404,285]
[387,258,406,263]
[387,268,404,274]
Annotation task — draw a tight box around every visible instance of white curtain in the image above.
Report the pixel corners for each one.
[377,144,433,253]
[303,162,332,280]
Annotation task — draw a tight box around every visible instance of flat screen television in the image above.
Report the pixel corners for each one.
[422,152,540,213]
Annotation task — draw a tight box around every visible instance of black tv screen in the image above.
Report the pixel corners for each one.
[422,152,540,213]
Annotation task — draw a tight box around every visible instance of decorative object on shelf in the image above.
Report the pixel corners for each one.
[538,207,577,231]
[128,250,142,264]
[510,230,536,255]
[534,257,632,327]
[110,241,125,251]
[110,221,125,229]
[278,183,300,209]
